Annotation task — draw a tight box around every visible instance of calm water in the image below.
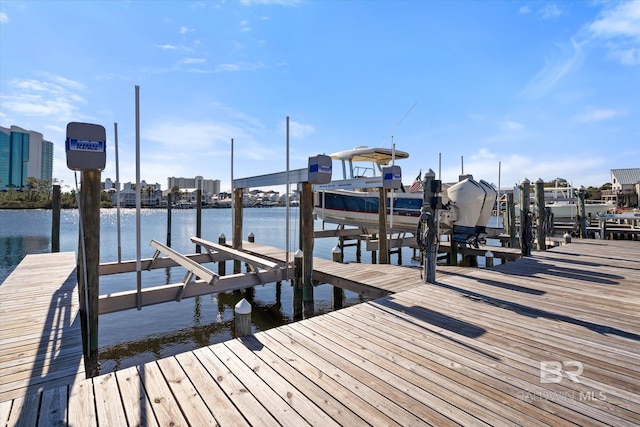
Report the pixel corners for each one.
[1,207,416,373]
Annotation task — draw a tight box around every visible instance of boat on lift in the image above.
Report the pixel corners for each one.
[313,146,498,244]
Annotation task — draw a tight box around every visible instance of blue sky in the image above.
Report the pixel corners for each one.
[1,0,638,192]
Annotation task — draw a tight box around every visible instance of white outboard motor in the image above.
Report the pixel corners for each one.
[476,179,498,236]
[446,177,496,246]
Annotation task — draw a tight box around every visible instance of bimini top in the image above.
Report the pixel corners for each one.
[328,146,410,165]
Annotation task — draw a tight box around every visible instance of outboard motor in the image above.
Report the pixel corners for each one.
[446,178,496,247]
[475,179,498,238]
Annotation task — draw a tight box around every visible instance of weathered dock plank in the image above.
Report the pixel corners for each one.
[1,239,638,426]
[0,252,84,403]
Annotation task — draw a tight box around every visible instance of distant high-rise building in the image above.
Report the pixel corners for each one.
[167,175,220,195]
[0,125,54,190]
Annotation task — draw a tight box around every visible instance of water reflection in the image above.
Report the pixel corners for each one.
[1,236,51,280]
[99,286,291,374]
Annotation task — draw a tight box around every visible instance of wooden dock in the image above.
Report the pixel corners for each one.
[0,252,84,403]
[1,240,639,425]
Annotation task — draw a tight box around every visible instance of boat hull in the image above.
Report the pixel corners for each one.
[315,190,422,232]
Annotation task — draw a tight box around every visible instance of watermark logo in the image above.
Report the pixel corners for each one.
[540,361,583,384]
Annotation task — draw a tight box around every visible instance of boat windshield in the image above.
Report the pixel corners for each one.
[352,165,376,178]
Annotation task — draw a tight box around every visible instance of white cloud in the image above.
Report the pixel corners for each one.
[1,76,86,121]
[537,4,562,20]
[240,0,301,5]
[215,61,265,72]
[520,38,583,98]
[574,108,622,123]
[156,44,177,50]
[286,120,315,138]
[502,120,525,131]
[611,47,640,65]
[0,12,9,23]
[588,1,640,65]
[519,6,530,15]
[179,26,194,34]
[180,58,207,64]
[589,1,640,40]
[155,44,193,52]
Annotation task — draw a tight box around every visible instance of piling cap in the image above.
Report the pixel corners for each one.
[332,245,341,254]
[235,298,252,315]
[536,178,543,184]
[219,233,226,239]
[485,250,494,257]
[248,232,254,238]
[563,232,571,238]
[520,177,530,185]
[294,249,303,258]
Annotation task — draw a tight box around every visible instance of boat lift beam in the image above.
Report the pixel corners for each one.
[191,237,281,284]
[99,238,289,314]
[149,239,219,285]
[149,239,220,301]
[233,168,308,189]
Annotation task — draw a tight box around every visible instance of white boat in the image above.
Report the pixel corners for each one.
[543,186,613,220]
[314,146,422,232]
[512,185,614,220]
[314,146,499,244]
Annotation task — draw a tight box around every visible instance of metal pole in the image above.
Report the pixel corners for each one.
[135,86,142,310]
[285,116,290,280]
[390,140,395,230]
[231,137,234,237]
[497,161,501,219]
[114,122,122,263]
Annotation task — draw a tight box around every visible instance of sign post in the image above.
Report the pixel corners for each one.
[66,122,106,377]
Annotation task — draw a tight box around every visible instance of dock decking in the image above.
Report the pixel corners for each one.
[0,252,84,403]
[1,240,639,426]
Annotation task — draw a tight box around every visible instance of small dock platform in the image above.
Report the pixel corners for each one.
[1,240,639,425]
[242,241,425,298]
[0,252,84,403]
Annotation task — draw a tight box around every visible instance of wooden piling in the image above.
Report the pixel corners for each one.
[196,189,202,253]
[371,233,377,264]
[245,233,255,270]
[51,184,60,253]
[233,188,243,274]
[218,234,226,275]
[78,170,101,377]
[577,187,587,239]
[485,250,494,267]
[535,178,546,251]
[293,249,303,320]
[332,246,344,309]
[234,298,252,337]
[300,182,314,318]
[378,188,389,264]
[520,178,531,257]
[507,193,517,248]
[166,193,172,247]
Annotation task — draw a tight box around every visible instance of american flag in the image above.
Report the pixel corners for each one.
[409,170,422,193]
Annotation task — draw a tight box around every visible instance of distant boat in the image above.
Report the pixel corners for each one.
[513,185,614,220]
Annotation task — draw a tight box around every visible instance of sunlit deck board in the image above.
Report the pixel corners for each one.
[0,252,85,403]
[2,240,639,425]
[243,241,426,297]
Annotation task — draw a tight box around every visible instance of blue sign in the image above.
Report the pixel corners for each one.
[66,138,106,152]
